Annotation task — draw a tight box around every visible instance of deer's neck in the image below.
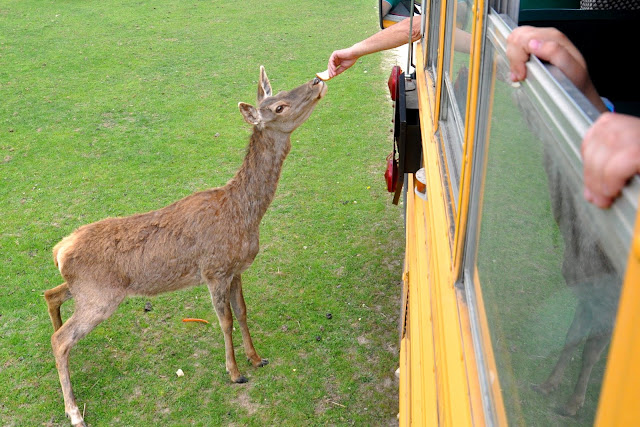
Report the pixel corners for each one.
[229,128,291,225]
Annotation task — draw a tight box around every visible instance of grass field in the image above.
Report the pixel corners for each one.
[0,1,406,425]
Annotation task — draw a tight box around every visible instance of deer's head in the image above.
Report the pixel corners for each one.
[239,66,327,134]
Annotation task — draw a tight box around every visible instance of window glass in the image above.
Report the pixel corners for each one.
[473,35,621,425]
[451,0,473,121]
[426,0,442,74]
[420,0,429,69]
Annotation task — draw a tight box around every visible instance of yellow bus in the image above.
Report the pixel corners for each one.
[380,0,640,425]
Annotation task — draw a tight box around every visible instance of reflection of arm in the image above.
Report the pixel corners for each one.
[328,17,421,78]
[381,0,393,16]
[454,28,472,54]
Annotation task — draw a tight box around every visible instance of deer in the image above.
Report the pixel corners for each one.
[43,66,327,427]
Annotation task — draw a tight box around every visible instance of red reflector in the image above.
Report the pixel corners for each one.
[388,65,402,101]
[385,153,398,192]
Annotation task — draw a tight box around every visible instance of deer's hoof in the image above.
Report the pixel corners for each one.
[233,375,249,384]
[555,397,583,417]
[532,382,556,395]
[248,357,269,367]
[66,409,87,427]
[555,405,579,417]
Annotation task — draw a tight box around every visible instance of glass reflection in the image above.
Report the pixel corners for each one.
[451,0,472,122]
[475,54,621,425]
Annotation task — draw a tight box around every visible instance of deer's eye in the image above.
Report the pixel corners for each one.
[275,105,285,113]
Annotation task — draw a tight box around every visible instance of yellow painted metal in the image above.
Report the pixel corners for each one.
[456,284,486,425]
[399,334,411,423]
[397,43,477,426]
[595,205,640,426]
[408,180,438,424]
[382,19,398,28]
[399,73,438,425]
[471,268,509,426]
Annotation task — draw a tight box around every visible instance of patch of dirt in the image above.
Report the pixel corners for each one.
[315,375,343,416]
[375,375,396,394]
[127,386,143,402]
[232,389,260,416]
[357,335,370,346]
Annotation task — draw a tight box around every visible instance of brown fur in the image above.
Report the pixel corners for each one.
[44,67,327,426]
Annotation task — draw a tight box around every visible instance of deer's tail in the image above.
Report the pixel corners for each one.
[44,283,72,332]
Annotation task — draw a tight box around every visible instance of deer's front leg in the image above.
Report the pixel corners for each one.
[207,275,246,383]
[230,275,268,368]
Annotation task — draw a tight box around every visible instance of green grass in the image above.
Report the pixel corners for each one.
[0,1,405,425]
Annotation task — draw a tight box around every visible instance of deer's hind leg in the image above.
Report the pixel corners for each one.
[557,332,610,416]
[50,286,124,427]
[44,283,73,331]
[206,275,247,383]
[533,302,590,395]
[230,275,268,368]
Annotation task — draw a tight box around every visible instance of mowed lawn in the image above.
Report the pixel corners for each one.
[0,0,406,425]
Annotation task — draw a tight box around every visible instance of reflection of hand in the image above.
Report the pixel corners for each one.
[582,113,640,208]
[506,26,606,112]
[328,48,359,79]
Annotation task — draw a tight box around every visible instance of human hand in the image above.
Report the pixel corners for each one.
[327,47,360,78]
[506,26,606,112]
[582,113,640,208]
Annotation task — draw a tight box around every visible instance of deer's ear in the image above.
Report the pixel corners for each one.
[238,102,262,126]
[257,65,272,103]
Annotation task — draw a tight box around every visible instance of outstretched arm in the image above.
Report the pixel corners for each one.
[327,18,421,78]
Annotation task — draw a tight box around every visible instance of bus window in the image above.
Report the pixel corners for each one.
[477,70,616,424]
[462,11,638,424]
[424,0,442,75]
[436,0,474,215]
